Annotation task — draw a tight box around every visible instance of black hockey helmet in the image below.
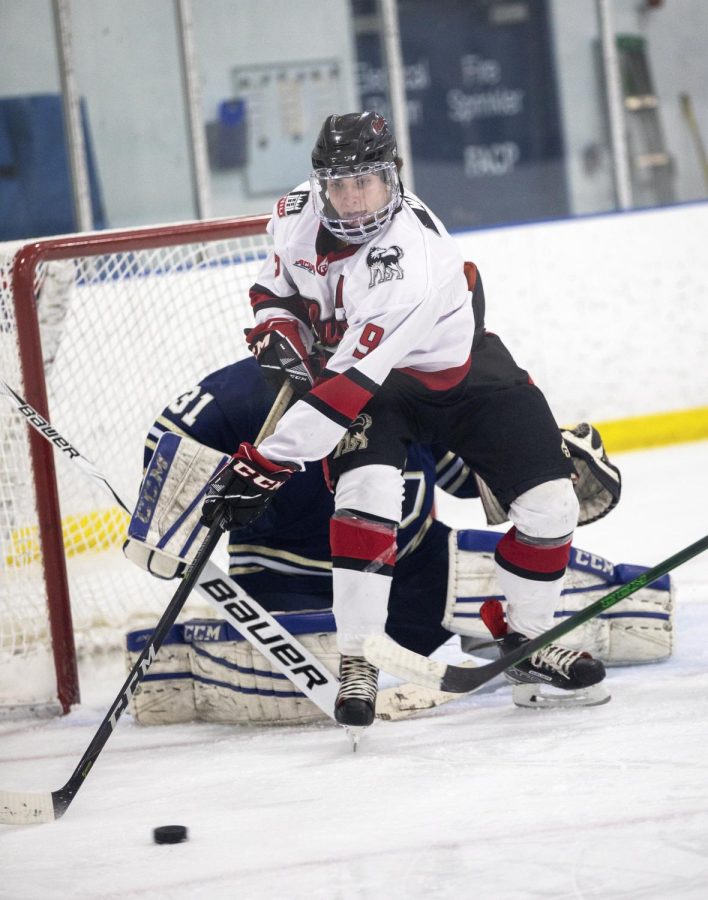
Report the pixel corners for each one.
[311,112,398,171]
[310,112,402,243]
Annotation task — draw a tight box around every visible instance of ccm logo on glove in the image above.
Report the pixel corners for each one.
[231,458,285,491]
[201,442,297,529]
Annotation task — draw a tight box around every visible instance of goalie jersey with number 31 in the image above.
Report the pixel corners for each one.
[123,357,673,723]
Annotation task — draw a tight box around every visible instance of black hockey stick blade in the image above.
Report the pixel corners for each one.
[365,533,708,694]
[0,511,226,825]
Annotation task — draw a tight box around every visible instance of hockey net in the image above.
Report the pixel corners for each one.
[0,215,271,716]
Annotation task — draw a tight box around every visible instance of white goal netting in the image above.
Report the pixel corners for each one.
[0,217,271,711]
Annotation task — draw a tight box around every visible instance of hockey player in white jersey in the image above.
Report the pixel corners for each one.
[201,112,607,731]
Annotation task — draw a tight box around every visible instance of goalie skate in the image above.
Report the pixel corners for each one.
[502,632,610,709]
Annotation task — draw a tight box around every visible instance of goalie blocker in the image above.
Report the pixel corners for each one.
[126,529,673,726]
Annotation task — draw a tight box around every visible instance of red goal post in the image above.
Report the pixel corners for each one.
[0,215,271,716]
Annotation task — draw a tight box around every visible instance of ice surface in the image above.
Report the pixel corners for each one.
[1,442,708,899]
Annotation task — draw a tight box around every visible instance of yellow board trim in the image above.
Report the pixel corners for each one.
[594,407,708,454]
[5,409,708,566]
[5,506,130,567]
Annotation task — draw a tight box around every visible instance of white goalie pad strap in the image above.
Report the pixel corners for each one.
[444,529,673,665]
[474,423,622,527]
[124,432,228,579]
[127,612,340,726]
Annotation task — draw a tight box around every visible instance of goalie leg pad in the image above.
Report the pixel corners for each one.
[126,626,197,725]
[445,530,674,665]
[127,612,340,726]
[190,626,340,725]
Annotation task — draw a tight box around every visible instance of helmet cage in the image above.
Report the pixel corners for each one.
[309,161,401,244]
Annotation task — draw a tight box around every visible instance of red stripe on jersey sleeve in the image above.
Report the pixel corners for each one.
[249,286,277,311]
[308,370,376,421]
[249,286,308,321]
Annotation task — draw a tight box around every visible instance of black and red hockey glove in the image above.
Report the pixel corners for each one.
[200,442,297,530]
[245,317,322,396]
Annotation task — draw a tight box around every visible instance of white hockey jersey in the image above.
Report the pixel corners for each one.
[252,184,474,468]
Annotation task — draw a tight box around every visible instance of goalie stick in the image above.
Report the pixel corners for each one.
[365,533,708,693]
[0,377,340,715]
[0,378,461,808]
[0,381,303,824]
[0,376,468,723]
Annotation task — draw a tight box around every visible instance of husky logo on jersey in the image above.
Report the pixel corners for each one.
[276,190,309,217]
[367,246,404,288]
[332,414,373,458]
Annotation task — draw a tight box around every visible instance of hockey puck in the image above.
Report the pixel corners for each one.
[153,825,188,845]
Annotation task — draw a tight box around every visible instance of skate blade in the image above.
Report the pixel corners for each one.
[512,682,611,709]
[343,725,368,751]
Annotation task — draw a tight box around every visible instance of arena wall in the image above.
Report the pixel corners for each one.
[453,200,708,450]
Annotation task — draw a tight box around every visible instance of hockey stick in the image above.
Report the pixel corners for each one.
[375,661,478,720]
[365,533,708,693]
[0,381,309,824]
[0,377,338,717]
[0,510,228,824]
[0,378,467,730]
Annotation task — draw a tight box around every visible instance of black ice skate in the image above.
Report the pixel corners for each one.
[335,656,378,747]
[501,631,610,709]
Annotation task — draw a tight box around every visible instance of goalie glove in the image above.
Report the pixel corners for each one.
[475,423,621,527]
[200,442,297,530]
[245,317,322,395]
[561,423,621,525]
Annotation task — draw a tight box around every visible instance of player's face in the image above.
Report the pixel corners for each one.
[310,160,401,243]
[325,172,390,220]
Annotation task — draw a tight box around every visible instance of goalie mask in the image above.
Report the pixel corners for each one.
[310,112,402,244]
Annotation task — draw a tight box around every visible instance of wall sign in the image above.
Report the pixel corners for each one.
[356,0,569,229]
